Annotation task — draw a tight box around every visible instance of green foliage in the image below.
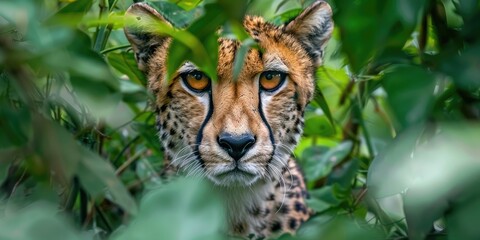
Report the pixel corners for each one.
[0,0,479,239]
[113,178,225,240]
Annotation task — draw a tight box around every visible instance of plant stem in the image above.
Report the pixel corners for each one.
[65,178,80,212]
[115,148,147,176]
[113,136,141,165]
[109,0,119,11]
[80,188,88,225]
[93,0,113,52]
[100,44,131,54]
[353,95,375,158]
[95,204,113,232]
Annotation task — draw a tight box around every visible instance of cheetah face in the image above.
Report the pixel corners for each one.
[125,1,333,187]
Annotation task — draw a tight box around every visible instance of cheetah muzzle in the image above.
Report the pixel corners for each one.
[124,1,333,238]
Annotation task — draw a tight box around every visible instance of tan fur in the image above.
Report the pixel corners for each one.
[124,1,333,238]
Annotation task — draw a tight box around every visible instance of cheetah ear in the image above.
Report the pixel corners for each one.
[124,3,170,71]
[283,0,333,66]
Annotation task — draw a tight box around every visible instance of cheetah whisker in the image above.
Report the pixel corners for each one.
[269,163,287,214]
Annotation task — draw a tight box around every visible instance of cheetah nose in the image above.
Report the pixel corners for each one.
[217,132,256,161]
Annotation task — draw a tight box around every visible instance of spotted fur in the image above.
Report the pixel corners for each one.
[124,1,333,238]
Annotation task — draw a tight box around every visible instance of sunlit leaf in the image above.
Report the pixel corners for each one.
[167,0,202,11]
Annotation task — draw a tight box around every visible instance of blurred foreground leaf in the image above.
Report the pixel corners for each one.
[382,65,436,130]
[113,178,225,240]
[32,115,138,215]
[368,123,480,239]
[301,141,352,183]
[108,52,146,85]
[0,202,83,240]
[334,0,425,73]
[280,214,383,240]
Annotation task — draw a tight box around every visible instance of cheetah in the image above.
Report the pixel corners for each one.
[124,1,333,238]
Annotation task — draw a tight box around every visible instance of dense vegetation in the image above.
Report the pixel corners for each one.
[1,0,479,239]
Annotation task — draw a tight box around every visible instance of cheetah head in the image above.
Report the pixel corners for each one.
[124,1,333,187]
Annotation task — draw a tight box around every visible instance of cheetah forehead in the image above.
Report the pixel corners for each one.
[124,1,333,84]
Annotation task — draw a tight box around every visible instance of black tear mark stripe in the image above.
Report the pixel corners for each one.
[258,92,276,163]
[195,91,214,168]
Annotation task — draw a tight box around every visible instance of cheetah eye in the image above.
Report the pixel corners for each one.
[181,71,211,92]
[259,71,287,92]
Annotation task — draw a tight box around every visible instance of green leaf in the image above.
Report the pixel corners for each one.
[161,3,226,81]
[76,146,138,215]
[135,157,162,190]
[152,1,200,27]
[119,80,149,103]
[381,65,436,130]
[113,178,225,240]
[107,52,147,85]
[301,141,353,182]
[0,203,83,240]
[395,0,427,26]
[456,0,478,19]
[64,31,121,118]
[367,126,421,198]
[327,158,359,190]
[271,8,302,26]
[69,74,122,119]
[313,85,335,132]
[334,0,425,72]
[32,115,138,215]
[168,0,202,11]
[217,0,248,21]
[66,31,119,89]
[294,214,384,240]
[305,197,331,213]
[303,115,335,137]
[32,115,82,180]
[307,186,342,212]
[232,38,257,80]
[52,0,93,16]
[0,105,31,148]
[368,124,480,240]
[446,195,480,240]
[0,160,9,189]
[440,45,480,92]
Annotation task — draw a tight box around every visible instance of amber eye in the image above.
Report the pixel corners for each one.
[181,71,211,92]
[259,71,287,91]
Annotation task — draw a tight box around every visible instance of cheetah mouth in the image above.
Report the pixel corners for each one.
[215,168,256,178]
[211,167,259,186]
